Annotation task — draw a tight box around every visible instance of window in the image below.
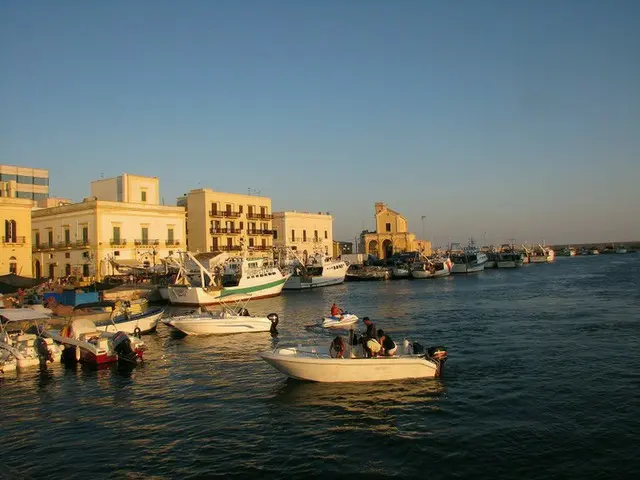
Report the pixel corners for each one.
[273,230,278,239]
[65,264,71,276]
[48,264,55,279]
[35,231,40,247]
[16,191,33,199]
[260,206,266,215]
[239,205,243,213]
[303,230,307,242]
[64,228,70,245]
[324,230,328,239]
[249,238,254,247]
[17,175,33,184]
[291,229,295,242]
[65,252,70,258]
[141,227,149,244]
[32,176,49,186]
[0,174,17,181]
[141,190,147,202]
[227,237,233,247]
[82,264,90,277]
[167,227,174,244]
[239,221,244,230]
[262,238,266,247]
[386,223,391,232]
[314,230,318,241]
[82,226,89,244]
[9,257,17,274]
[226,204,232,213]
[48,230,54,247]
[4,220,17,243]
[112,226,121,243]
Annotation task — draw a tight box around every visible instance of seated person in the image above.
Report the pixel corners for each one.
[330,303,344,318]
[329,336,346,358]
[366,337,382,358]
[377,329,397,356]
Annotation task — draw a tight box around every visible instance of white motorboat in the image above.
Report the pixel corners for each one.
[0,308,63,370]
[93,302,164,335]
[168,251,289,306]
[46,317,146,365]
[448,242,487,274]
[281,251,348,290]
[319,314,359,329]
[410,257,452,279]
[164,299,279,335]
[260,337,448,383]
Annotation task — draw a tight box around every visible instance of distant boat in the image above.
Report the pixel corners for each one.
[615,245,628,254]
[557,246,577,257]
[448,242,487,274]
[529,244,555,263]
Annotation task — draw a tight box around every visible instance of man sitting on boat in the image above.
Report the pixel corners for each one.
[330,303,344,318]
[377,329,397,356]
[362,317,381,357]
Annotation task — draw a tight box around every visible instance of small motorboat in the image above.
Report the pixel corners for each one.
[75,301,164,336]
[45,317,145,365]
[261,335,448,383]
[0,308,63,370]
[319,313,359,329]
[163,299,279,335]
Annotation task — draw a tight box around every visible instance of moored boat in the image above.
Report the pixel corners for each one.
[448,242,487,274]
[529,244,555,263]
[410,257,452,278]
[282,253,348,290]
[345,265,390,281]
[319,314,359,329]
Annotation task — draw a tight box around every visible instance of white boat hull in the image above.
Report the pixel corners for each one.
[451,263,485,274]
[95,309,164,335]
[321,314,359,329]
[261,346,441,382]
[165,314,274,335]
[0,337,63,369]
[169,276,287,306]
[284,275,345,289]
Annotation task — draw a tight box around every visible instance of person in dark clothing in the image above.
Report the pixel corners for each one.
[362,317,380,357]
[377,329,397,356]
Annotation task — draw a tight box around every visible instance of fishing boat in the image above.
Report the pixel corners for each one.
[529,244,555,263]
[481,246,499,269]
[168,251,288,306]
[0,308,63,370]
[448,242,487,274]
[345,264,390,281]
[260,334,448,383]
[496,244,524,268]
[163,299,279,335]
[557,246,577,257]
[410,257,452,278]
[45,313,145,365]
[282,252,348,290]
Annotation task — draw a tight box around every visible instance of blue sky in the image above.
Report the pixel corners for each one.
[1,0,639,246]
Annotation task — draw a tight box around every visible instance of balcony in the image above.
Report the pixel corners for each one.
[210,245,242,252]
[56,241,73,249]
[246,229,274,235]
[209,210,242,218]
[165,239,181,246]
[2,236,26,245]
[249,245,272,251]
[246,212,273,220]
[210,228,241,235]
[110,238,127,246]
[76,240,90,247]
[135,239,160,247]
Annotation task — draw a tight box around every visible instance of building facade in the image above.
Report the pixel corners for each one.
[91,173,160,204]
[272,212,333,261]
[0,164,49,201]
[360,202,431,259]
[333,241,353,258]
[32,175,185,280]
[183,189,274,255]
[0,197,33,276]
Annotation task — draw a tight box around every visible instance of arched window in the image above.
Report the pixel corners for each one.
[9,256,17,274]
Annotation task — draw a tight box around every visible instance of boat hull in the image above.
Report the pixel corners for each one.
[284,275,345,290]
[94,308,164,335]
[168,277,287,306]
[451,263,485,274]
[261,347,439,382]
[321,314,359,329]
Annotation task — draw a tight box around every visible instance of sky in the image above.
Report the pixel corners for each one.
[1,0,639,246]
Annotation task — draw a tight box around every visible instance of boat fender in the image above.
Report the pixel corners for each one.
[133,327,142,338]
[267,313,279,334]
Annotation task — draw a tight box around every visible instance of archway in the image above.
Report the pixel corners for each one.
[382,239,393,260]
[35,260,41,279]
[368,240,379,258]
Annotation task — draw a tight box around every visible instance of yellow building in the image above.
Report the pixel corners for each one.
[361,202,431,259]
[273,211,333,261]
[0,197,33,276]
[0,164,49,201]
[32,175,185,280]
[91,173,160,204]
[183,189,274,255]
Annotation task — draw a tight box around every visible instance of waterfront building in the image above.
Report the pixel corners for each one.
[182,189,274,255]
[32,174,185,280]
[333,240,353,258]
[272,211,333,261]
[0,197,33,276]
[0,164,49,201]
[360,202,431,260]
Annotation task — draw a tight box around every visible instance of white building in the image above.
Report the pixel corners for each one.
[272,211,333,262]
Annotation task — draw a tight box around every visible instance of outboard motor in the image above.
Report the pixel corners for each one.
[412,342,425,355]
[35,337,54,365]
[427,345,448,378]
[267,313,279,335]
[240,308,250,317]
[112,331,138,364]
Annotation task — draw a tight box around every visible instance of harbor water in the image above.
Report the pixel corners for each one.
[1,254,639,479]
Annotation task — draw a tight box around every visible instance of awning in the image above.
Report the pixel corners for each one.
[0,308,52,323]
[109,259,147,270]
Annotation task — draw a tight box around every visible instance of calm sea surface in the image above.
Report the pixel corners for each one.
[2,254,639,479]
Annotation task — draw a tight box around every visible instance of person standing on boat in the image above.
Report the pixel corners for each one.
[362,317,381,357]
[377,329,397,356]
[330,303,344,318]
